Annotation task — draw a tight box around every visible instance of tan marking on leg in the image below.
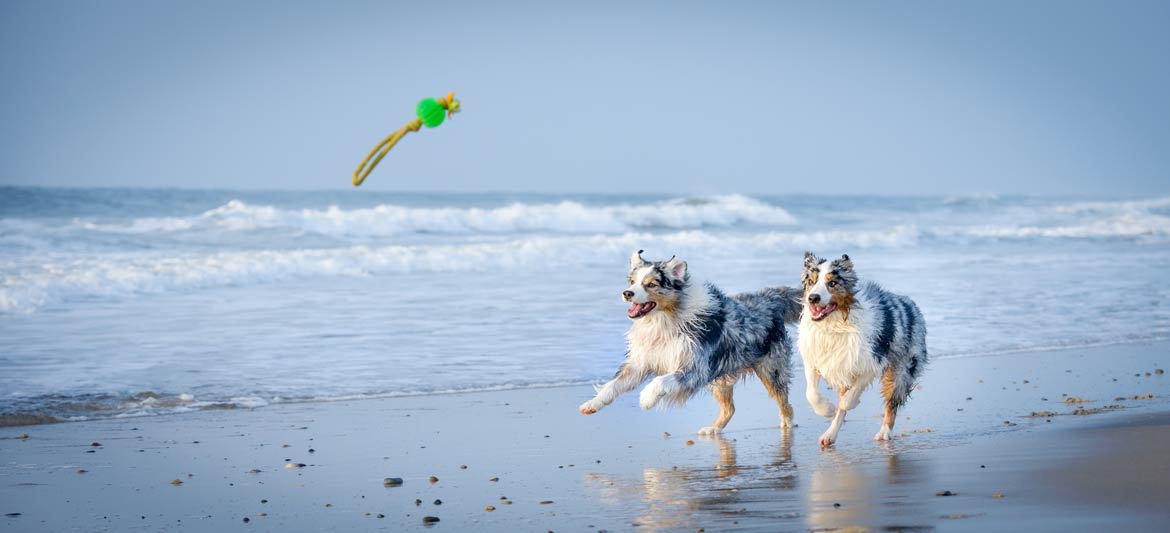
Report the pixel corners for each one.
[710,380,736,430]
[881,367,899,430]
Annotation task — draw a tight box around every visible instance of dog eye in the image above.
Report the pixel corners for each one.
[827,280,838,287]
[646,282,658,288]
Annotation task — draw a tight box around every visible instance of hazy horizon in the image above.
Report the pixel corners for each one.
[3,1,1168,196]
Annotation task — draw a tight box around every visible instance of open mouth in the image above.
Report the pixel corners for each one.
[809,302,838,321]
[627,301,657,319]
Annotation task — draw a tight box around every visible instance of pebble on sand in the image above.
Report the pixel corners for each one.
[685,440,695,446]
[540,500,554,504]
[460,465,468,469]
[489,477,499,482]
[243,517,250,523]
[247,469,262,474]
[285,463,306,468]
[422,516,440,524]
[90,442,101,447]
[171,479,183,486]
[935,490,957,496]
[485,506,496,512]
[19,434,28,439]
[376,514,385,518]
[415,499,422,506]
[993,492,1004,498]
[433,499,442,505]
[383,477,403,487]
[428,475,439,483]
[1063,396,1089,404]
[1156,368,1164,375]
[501,500,512,505]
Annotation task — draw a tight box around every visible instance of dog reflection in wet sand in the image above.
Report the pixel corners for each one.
[798,253,928,446]
[579,250,803,434]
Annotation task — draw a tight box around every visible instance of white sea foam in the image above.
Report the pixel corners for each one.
[0,226,917,313]
[71,194,798,238]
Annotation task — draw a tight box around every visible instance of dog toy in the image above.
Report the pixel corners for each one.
[352,92,461,187]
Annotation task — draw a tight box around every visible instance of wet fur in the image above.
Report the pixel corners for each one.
[579,251,804,434]
[798,252,928,445]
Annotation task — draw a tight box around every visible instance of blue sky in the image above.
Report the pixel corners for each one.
[2,1,1168,195]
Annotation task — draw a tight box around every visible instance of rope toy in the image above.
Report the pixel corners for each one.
[352,92,461,187]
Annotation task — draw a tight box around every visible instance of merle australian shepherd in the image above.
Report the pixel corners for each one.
[578,250,803,435]
[799,252,927,446]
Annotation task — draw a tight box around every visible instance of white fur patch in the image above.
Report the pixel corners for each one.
[798,287,882,392]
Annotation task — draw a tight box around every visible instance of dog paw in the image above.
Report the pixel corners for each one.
[874,426,891,441]
[578,399,602,415]
[638,377,668,410]
[697,426,721,436]
[809,397,836,418]
[780,417,793,429]
[819,433,836,447]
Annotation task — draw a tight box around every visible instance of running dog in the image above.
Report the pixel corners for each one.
[798,252,927,445]
[578,250,803,434]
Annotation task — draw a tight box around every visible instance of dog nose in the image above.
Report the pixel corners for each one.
[622,290,634,299]
[808,293,821,304]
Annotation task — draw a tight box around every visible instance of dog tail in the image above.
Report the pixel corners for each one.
[775,286,804,325]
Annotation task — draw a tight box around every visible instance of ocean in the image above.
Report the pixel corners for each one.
[1,187,1167,424]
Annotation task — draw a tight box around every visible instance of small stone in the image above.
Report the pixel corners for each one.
[258,512,267,517]
[18,434,28,439]
[243,517,250,523]
[376,514,385,519]
[685,440,695,446]
[422,516,440,524]
[663,432,671,438]
[433,499,442,505]
[993,492,1003,498]
[308,449,315,453]
[281,444,289,448]
[540,500,554,504]
[489,477,499,482]
[460,465,467,469]
[171,479,183,485]
[261,500,268,503]
[4,513,20,517]
[77,469,87,474]
[1156,369,1164,375]
[383,477,403,487]
[248,469,261,474]
[502,500,512,505]
[90,442,101,447]
[936,490,956,496]
[415,499,422,506]
[485,506,496,512]
[428,475,439,483]
[833,503,841,508]
[325,503,332,508]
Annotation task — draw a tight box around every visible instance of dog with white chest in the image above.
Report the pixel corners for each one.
[798,252,927,446]
[579,250,804,435]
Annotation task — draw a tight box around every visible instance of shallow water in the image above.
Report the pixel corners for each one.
[1,187,1167,421]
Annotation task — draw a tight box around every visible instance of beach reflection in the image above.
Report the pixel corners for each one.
[584,429,799,531]
[806,444,931,531]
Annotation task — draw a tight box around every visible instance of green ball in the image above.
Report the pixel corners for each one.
[416,98,446,128]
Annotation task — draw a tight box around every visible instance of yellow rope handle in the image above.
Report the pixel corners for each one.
[352,118,424,187]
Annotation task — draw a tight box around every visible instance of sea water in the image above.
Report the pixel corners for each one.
[1,187,1167,422]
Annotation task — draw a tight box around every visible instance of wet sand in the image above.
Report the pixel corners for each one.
[2,341,1168,531]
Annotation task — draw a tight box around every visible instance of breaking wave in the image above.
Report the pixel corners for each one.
[68,194,798,237]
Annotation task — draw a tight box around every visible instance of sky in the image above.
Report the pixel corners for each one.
[1,1,1168,196]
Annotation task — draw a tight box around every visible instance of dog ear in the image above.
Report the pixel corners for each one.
[836,254,854,271]
[630,249,647,270]
[664,256,687,280]
[803,252,820,270]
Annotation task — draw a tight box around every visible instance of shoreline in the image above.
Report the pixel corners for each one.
[2,341,1169,531]
[4,337,1167,429]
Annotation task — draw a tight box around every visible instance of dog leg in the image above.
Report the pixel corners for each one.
[819,389,849,446]
[875,366,906,441]
[754,363,794,428]
[698,378,735,435]
[804,364,835,418]
[639,374,676,410]
[579,363,646,415]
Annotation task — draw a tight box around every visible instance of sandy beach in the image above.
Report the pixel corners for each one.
[2,340,1168,532]
[2,338,1170,530]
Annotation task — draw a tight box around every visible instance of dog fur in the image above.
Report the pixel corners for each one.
[578,250,803,435]
[798,252,927,446]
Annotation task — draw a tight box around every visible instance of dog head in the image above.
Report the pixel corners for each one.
[622,250,688,320]
[802,252,857,321]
